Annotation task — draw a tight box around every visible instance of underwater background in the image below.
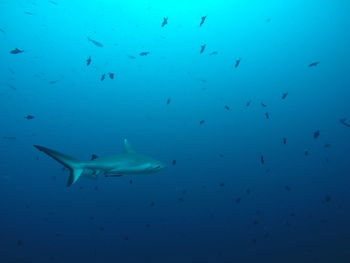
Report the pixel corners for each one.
[1,0,349,262]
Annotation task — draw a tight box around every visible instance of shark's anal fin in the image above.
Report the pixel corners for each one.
[33,145,84,187]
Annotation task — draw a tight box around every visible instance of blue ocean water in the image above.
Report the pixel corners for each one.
[1,0,350,262]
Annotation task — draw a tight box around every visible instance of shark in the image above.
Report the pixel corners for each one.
[34,139,165,187]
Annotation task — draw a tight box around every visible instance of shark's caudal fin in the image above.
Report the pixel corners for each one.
[33,145,84,187]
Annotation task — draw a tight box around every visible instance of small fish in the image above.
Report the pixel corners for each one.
[218,154,224,158]
[109,72,114,79]
[235,197,242,204]
[172,160,176,166]
[3,136,16,140]
[219,183,225,187]
[49,0,58,5]
[265,112,270,119]
[90,154,99,160]
[128,55,136,59]
[234,58,241,68]
[339,118,350,127]
[322,195,332,204]
[309,62,320,67]
[100,74,106,81]
[261,102,267,107]
[129,180,133,184]
[24,115,34,120]
[139,51,150,56]
[24,11,34,15]
[178,197,184,202]
[16,240,23,247]
[0,28,5,33]
[283,137,287,144]
[199,120,205,125]
[161,17,168,27]
[284,185,291,191]
[209,51,218,55]
[246,189,251,195]
[86,56,91,66]
[10,48,24,54]
[49,80,59,85]
[200,44,206,54]
[304,149,309,156]
[199,16,207,26]
[281,92,288,99]
[166,98,171,105]
[260,155,265,164]
[246,100,252,107]
[224,105,230,110]
[323,144,331,148]
[313,130,320,139]
[87,37,103,47]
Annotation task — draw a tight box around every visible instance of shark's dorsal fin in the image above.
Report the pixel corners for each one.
[123,139,135,154]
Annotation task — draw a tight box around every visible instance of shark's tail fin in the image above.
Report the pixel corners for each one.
[33,145,84,187]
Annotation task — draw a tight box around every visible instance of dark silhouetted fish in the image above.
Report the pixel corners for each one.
[129,180,133,184]
[0,28,5,33]
[49,0,58,5]
[24,115,34,120]
[10,48,24,54]
[219,182,225,187]
[265,112,270,119]
[324,144,331,148]
[166,98,171,105]
[100,74,106,81]
[200,44,206,54]
[86,56,91,66]
[49,80,59,85]
[90,154,99,160]
[209,51,218,55]
[283,137,287,144]
[128,55,136,59]
[87,37,103,47]
[139,51,150,56]
[199,120,205,125]
[313,130,320,139]
[16,240,23,247]
[161,17,168,27]
[109,72,114,79]
[339,118,350,127]
[281,92,288,99]
[219,154,224,158]
[309,62,320,67]
[261,102,267,107]
[235,197,242,204]
[3,136,16,140]
[224,105,230,110]
[199,16,207,26]
[234,58,241,68]
[304,149,309,156]
[322,195,332,204]
[284,185,291,191]
[246,100,252,107]
[25,11,34,15]
[260,155,265,164]
[172,160,176,166]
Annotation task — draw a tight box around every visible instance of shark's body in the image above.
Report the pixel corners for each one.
[34,139,165,186]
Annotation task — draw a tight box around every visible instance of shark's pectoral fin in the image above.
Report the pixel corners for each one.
[67,168,84,186]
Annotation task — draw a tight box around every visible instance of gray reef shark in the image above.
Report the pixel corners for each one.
[34,139,165,187]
